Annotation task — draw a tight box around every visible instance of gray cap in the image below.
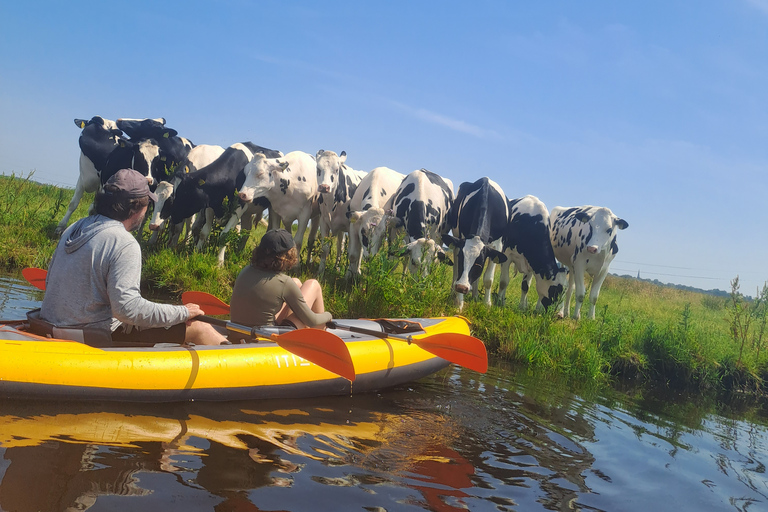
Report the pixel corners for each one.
[105,168,158,203]
[259,229,295,253]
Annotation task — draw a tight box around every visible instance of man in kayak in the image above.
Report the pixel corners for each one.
[38,168,226,346]
[230,229,331,336]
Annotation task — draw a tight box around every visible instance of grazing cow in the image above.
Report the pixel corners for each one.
[441,177,508,310]
[498,195,568,311]
[148,144,226,245]
[345,167,406,277]
[549,205,629,320]
[387,169,454,275]
[315,150,367,274]
[55,116,125,234]
[170,142,281,262]
[239,151,320,264]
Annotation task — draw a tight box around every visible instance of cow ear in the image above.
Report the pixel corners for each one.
[488,249,507,264]
[575,211,591,223]
[316,149,324,159]
[441,234,458,248]
[339,151,347,163]
[348,211,362,222]
[162,128,178,138]
[74,118,87,129]
[615,218,629,230]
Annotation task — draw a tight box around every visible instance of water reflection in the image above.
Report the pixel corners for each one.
[1,272,767,511]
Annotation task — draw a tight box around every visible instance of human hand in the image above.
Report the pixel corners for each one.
[184,303,205,320]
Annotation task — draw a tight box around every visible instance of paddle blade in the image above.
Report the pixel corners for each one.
[273,329,356,382]
[412,333,488,373]
[182,291,231,315]
[22,267,47,291]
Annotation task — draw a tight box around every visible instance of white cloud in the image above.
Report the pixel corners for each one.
[389,101,500,139]
[746,0,768,14]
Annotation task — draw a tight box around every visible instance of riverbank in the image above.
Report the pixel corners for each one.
[2,173,766,395]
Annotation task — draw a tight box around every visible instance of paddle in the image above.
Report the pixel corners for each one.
[183,291,489,374]
[22,267,47,291]
[196,315,355,382]
[327,321,488,374]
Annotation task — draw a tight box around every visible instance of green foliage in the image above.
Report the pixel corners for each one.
[4,174,768,395]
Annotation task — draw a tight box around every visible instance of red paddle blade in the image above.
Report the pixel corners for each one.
[273,329,356,382]
[412,333,488,373]
[22,267,47,291]
[182,291,231,315]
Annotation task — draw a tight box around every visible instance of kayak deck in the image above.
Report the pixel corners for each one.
[0,317,470,402]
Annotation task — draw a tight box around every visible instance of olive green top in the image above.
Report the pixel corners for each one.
[230,265,332,328]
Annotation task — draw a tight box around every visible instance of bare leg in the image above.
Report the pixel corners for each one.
[184,321,227,345]
[276,278,326,329]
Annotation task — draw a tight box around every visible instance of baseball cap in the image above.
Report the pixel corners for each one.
[104,168,158,203]
[259,229,295,253]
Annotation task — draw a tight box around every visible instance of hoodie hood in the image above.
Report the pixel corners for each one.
[64,215,124,254]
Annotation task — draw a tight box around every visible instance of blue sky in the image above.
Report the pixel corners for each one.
[1,0,767,295]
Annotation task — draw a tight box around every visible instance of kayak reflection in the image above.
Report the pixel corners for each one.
[0,397,477,511]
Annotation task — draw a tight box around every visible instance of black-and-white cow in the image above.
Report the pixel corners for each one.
[345,167,406,277]
[148,144,225,244]
[55,116,125,234]
[549,205,629,319]
[239,151,320,264]
[498,195,568,311]
[387,169,454,275]
[169,142,281,262]
[441,177,508,310]
[315,150,367,274]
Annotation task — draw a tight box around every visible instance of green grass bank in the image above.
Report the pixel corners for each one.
[2,173,767,395]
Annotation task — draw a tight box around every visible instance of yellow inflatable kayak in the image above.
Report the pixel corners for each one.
[0,316,474,402]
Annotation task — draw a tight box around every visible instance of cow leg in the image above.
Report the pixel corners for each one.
[587,267,610,320]
[557,268,574,318]
[196,208,215,252]
[571,263,588,320]
[519,273,533,311]
[56,178,86,234]
[216,205,249,265]
[346,230,362,278]
[305,213,320,266]
[497,258,512,307]
[317,218,332,275]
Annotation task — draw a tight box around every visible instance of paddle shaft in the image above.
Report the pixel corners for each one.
[327,321,414,343]
[198,315,273,341]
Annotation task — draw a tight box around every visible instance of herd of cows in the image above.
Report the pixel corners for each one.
[57,116,629,320]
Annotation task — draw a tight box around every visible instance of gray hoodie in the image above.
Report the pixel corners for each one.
[40,215,189,335]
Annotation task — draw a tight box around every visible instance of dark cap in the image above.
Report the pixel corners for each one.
[104,168,158,203]
[259,229,295,253]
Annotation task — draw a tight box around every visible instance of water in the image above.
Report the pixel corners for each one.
[1,273,766,511]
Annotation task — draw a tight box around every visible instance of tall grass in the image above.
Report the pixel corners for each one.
[2,173,767,395]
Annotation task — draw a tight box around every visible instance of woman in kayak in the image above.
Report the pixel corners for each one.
[230,229,332,333]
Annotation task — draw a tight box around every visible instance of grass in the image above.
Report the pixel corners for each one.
[2,173,767,396]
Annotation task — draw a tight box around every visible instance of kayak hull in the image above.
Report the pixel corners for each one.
[0,317,469,402]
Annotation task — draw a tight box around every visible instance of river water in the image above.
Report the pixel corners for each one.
[0,272,766,511]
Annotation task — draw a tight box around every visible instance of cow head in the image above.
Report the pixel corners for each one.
[239,152,289,202]
[442,234,506,294]
[398,238,452,276]
[75,116,123,137]
[149,179,180,230]
[348,207,390,257]
[575,208,629,255]
[116,118,170,139]
[316,150,346,195]
[535,266,568,311]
